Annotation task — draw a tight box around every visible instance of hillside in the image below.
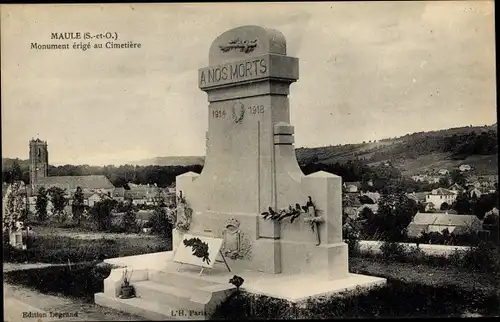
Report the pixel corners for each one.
[3,124,497,177]
[129,156,205,166]
[295,124,498,175]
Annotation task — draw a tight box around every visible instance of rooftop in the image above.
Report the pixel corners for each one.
[35,175,114,191]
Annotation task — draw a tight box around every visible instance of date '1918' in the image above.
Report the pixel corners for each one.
[248,105,264,114]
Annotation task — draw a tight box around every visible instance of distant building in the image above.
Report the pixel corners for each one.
[29,138,116,198]
[33,175,115,196]
[465,180,482,189]
[469,187,482,199]
[343,182,361,193]
[361,192,381,203]
[459,164,472,172]
[411,175,426,182]
[426,188,457,210]
[407,212,482,238]
[112,187,126,202]
[88,192,112,207]
[438,169,449,175]
[422,202,436,213]
[406,192,428,204]
[448,183,465,194]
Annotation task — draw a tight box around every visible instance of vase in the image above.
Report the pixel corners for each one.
[120,285,135,299]
[172,228,184,253]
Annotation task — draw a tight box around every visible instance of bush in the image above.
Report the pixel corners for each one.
[379,241,408,261]
[356,240,500,280]
[147,209,172,238]
[4,261,113,302]
[211,280,500,319]
[461,242,500,276]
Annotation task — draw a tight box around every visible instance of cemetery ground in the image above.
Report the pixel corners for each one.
[4,223,500,319]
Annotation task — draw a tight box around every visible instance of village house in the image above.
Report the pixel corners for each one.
[468,187,482,199]
[360,191,381,204]
[406,192,428,204]
[438,169,449,175]
[411,174,440,184]
[448,183,465,194]
[343,181,361,193]
[465,180,482,189]
[88,191,112,207]
[425,188,457,210]
[407,212,482,238]
[459,164,472,172]
[112,187,126,202]
[124,189,148,205]
[411,175,426,182]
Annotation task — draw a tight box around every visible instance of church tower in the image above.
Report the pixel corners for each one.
[29,138,49,188]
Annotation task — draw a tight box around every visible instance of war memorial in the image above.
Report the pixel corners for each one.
[94,25,386,320]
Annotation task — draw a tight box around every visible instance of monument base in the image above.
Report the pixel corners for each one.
[95,251,386,320]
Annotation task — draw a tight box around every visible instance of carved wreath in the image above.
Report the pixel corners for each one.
[232,102,245,124]
[170,190,192,233]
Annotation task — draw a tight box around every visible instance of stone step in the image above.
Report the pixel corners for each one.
[133,280,206,310]
[148,270,219,290]
[94,292,206,320]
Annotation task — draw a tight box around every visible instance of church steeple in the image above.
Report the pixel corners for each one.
[29,138,49,188]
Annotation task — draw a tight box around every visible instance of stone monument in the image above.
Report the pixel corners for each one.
[177,25,347,278]
[95,25,386,320]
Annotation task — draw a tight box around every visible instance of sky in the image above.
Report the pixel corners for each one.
[1,1,496,166]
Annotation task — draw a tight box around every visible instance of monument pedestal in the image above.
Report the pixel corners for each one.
[95,251,386,320]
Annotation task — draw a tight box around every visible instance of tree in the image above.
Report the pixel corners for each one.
[146,188,172,237]
[358,195,375,205]
[35,187,49,222]
[72,186,85,225]
[472,191,499,220]
[439,177,451,187]
[2,181,28,233]
[483,209,499,245]
[9,161,23,183]
[47,187,68,223]
[450,169,466,186]
[372,193,418,241]
[90,198,117,231]
[452,192,472,214]
[122,199,138,233]
[440,202,450,211]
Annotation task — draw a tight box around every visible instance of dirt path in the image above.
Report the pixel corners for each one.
[3,283,146,321]
[3,263,67,273]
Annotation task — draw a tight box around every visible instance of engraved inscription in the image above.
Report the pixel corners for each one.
[212,109,227,119]
[247,105,264,114]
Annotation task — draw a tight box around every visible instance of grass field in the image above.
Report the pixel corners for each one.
[395,153,498,176]
[3,225,171,264]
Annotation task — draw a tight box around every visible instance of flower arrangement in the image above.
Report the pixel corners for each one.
[261,196,325,245]
[119,269,135,299]
[229,275,244,291]
[260,196,318,223]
